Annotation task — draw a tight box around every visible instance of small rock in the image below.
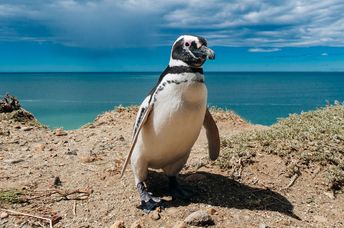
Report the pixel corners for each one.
[166,207,179,217]
[207,207,216,215]
[19,141,27,146]
[184,173,206,182]
[0,212,9,219]
[259,223,266,228]
[118,135,125,141]
[22,126,33,131]
[313,215,327,223]
[110,220,125,228]
[184,210,215,226]
[32,143,45,152]
[323,191,335,200]
[0,130,10,136]
[54,128,67,136]
[80,155,98,163]
[130,220,142,228]
[65,149,78,155]
[173,221,187,228]
[4,159,24,164]
[149,211,160,220]
[53,176,62,186]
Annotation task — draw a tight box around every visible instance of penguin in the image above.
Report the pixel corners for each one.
[120,35,220,212]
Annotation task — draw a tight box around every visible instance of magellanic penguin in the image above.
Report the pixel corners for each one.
[121,35,220,212]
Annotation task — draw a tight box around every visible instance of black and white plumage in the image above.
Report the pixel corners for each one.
[120,35,220,212]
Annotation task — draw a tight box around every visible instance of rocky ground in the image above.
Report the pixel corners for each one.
[0,106,343,227]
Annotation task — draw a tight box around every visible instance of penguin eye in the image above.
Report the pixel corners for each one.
[185,42,190,47]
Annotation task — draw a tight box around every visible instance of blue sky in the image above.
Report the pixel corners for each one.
[1,0,344,72]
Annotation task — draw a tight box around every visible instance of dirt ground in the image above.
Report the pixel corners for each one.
[0,107,343,227]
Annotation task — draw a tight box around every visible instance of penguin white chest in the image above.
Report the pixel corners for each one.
[140,74,207,168]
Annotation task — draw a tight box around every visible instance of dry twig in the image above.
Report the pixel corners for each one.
[29,188,92,202]
[73,201,77,216]
[0,208,53,228]
[283,173,299,190]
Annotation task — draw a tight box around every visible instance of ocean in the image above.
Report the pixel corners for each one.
[1,72,344,129]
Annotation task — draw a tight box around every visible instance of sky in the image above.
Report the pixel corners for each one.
[1,0,344,72]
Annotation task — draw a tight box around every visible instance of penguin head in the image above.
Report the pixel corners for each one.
[169,35,215,68]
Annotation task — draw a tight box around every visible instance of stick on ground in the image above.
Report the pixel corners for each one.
[0,208,53,228]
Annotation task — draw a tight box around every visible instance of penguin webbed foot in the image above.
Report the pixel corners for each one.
[168,176,194,201]
[137,182,161,213]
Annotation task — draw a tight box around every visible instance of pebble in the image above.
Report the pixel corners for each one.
[184,210,215,226]
[130,220,142,228]
[22,126,33,131]
[166,207,179,217]
[118,135,125,141]
[149,211,160,220]
[323,191,335,200]
[66,149,78,155]
[173,221,187,228]
[54,128,67,136]
[110,220,125,228]
[207,207,217,215]
[32,143,45,152]
[0,212,9,219]
[53,176,62,186]
[4,159,24,164]
[259,223,266,228]
[0,130,10,136]
[80,155,97,163]
[313,215,327,223]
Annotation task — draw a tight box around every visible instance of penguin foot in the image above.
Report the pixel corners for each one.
[168,176,194,201]
[137,182,161,213]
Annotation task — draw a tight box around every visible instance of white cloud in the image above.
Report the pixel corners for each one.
[248,48,281,53]
[0,0,344,48]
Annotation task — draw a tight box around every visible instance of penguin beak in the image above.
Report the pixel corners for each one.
[204,46,215,60]
[193,46,215,60]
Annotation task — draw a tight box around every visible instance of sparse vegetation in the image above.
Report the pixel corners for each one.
[0,190,25,206]
[1,101,344,227]
[218,104,344,190]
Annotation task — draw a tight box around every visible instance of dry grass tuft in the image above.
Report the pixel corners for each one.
[218,104,344,190]
[0,190,25,206]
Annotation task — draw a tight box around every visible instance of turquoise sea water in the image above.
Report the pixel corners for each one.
[1,72,344,129]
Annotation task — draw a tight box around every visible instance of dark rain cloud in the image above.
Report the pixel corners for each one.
[1,0,344,48]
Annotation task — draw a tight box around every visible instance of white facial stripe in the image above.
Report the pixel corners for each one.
[184,45,197,59]
[196,39,202,48]
[170,35,205,66]
[180,35,201,59]
[175,35,200,47]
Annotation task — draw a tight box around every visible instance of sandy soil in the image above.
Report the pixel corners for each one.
[0,107,343,227]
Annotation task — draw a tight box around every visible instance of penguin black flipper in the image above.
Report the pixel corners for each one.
[203,108,220,160]
[120,95,154,177]
[132,95,153,138]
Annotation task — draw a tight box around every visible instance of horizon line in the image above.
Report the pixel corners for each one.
[1,71,344,74]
